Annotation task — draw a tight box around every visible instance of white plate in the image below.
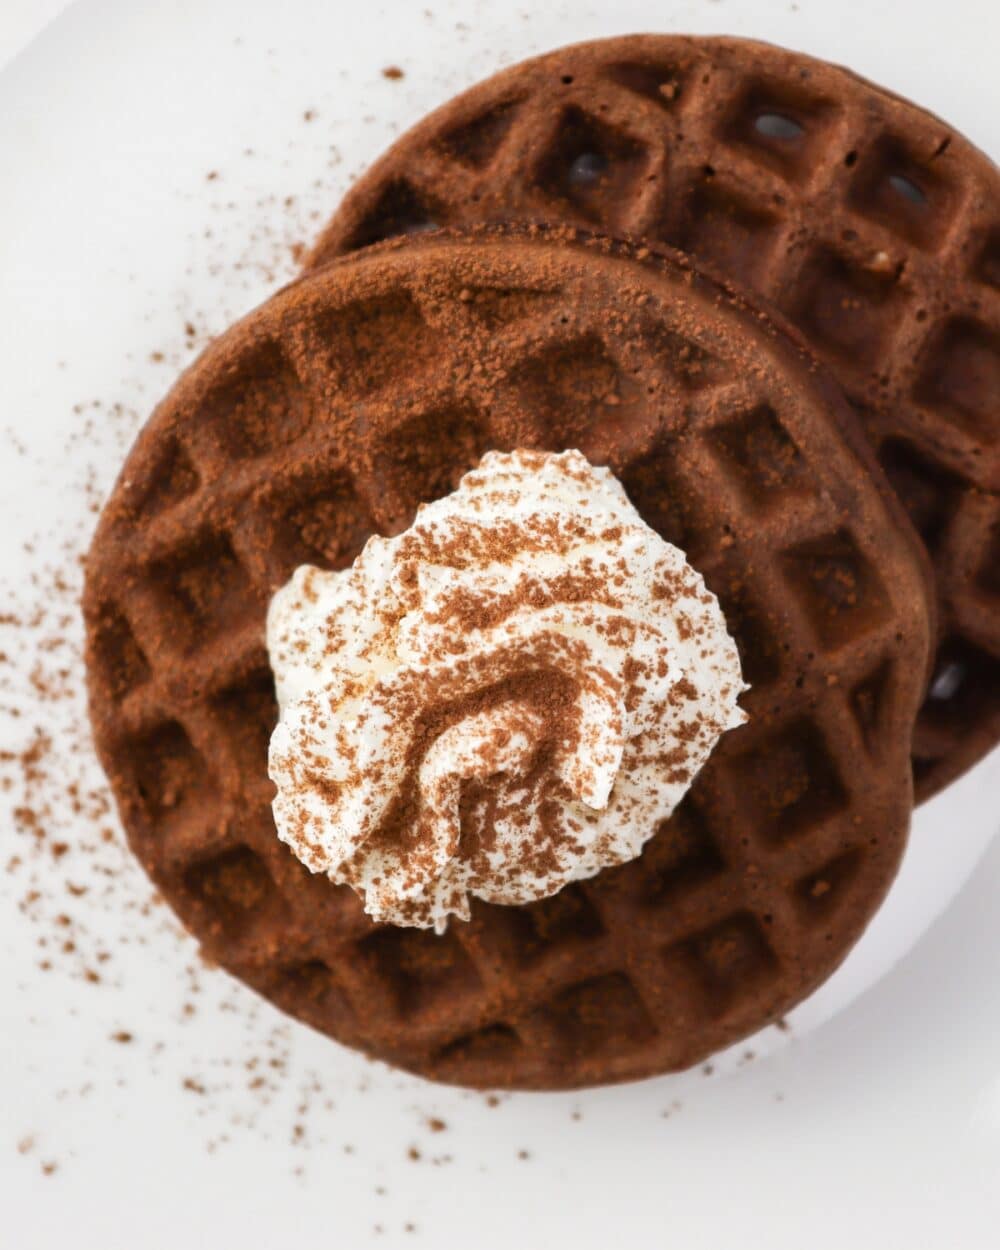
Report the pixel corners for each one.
[1,1,998,1247]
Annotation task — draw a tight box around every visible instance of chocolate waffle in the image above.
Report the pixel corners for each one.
[308,35,1000,800]
[85,227,931,1088]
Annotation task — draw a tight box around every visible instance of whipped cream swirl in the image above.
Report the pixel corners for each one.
[267,449,746,931]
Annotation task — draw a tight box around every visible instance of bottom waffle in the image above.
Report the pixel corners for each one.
[308,33,1000,802]
[84,226,932,1088]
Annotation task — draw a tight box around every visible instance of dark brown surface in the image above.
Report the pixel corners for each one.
[308,35,1000,800]
[85,226,931,1088]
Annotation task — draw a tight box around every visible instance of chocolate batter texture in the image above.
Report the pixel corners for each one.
[85,226,931,1088]
[309,35,1000,800]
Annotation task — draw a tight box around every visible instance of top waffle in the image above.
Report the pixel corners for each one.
[85,226,931,1088]
[309,35,1000,800]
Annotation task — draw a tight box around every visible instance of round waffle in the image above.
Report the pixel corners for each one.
[309,35,1000,801]
[85,226,931,1088]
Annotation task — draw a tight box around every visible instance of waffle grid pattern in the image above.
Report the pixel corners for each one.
[86,234,927,1086]
[310,36,1000,799]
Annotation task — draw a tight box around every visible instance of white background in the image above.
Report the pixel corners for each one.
[0,2,72,70]
[0,2,998,1248]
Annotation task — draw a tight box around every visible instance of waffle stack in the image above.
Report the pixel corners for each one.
[85,36,998,1090]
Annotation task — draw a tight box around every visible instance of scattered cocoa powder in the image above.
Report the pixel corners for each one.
[0,136,361,1184]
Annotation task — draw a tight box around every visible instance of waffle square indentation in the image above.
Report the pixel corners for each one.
[913,316,1000,440]
[312,291,440,395]
[709,404,809,505]
[781,528,891,649]
[534,973,657,1056]
[721,80,837,182]
[483,883,605,968]
[878,438,964,557]
[88,606,150,704]
[258,466,374,580]
[201,338,311,458]
[513,334,651,463]
[436,97,524,169]
[636,799,726,909]
[183,844,287,940]
[432,1024,523,1074]
[270,959,354,1027]
[847,135,960,250]
[620,441,707,560]
[672,179,781,290]
[125,719,213,827]
[784,246,909,369]
[148,531,262,650]
[664,911,779,1018]
[535,106,650,226]
[794,850,864,925]
[131,438,199,518]
[342,179,447,251]
[372,400,491,526]
[605,59,684,109]
[357,926,485,1020]
[711,571,783,687]
[725,719,849,846]
[641,324,730,392]
[212,669,279,779]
